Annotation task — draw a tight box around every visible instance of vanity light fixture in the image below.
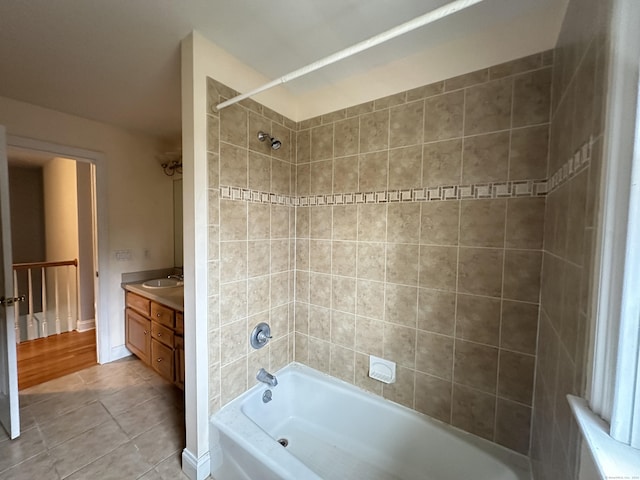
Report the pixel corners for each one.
[157,151,182,176]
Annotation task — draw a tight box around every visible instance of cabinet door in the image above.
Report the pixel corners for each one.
[151,338,174,382]
[174,336,184,390]
[125,308,151,364]
[126,292,150,317]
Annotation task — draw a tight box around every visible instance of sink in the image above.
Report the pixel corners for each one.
[142,278,183,289]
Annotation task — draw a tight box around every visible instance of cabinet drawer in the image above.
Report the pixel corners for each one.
[125,308,151,364]
[151,321,174,348]
[151,302,174,328]
[151,338,174,381]
[126,292,150,316]
[175,312,184,335]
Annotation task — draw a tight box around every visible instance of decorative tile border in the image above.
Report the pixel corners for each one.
[547,136,594,194]
[220,179,548,207]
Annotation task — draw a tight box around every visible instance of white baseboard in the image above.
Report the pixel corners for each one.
[76,319,95,332]
[182,448,210,480]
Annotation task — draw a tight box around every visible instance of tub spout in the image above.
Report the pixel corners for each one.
[256,368,278,387]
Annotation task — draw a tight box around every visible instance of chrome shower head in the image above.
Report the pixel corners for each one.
[257,131,282,150]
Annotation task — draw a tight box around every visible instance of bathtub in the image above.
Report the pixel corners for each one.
[210,362,531,480]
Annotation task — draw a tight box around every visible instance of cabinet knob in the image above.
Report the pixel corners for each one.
[157,332,162,337]
[143,330,148,335]
[157,313,161,317]
[157,358,163,362]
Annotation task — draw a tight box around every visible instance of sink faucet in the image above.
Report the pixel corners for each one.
[168,274,183,281]
[256,368,278,387]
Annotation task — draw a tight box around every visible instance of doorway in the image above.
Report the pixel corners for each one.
[6,140,104,390]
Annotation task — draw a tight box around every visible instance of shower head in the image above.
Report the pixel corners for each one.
[257,131,282,150]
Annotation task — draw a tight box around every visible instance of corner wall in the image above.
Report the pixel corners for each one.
[531,0,612,478]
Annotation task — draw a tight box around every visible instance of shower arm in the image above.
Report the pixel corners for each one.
[215,0,484,111]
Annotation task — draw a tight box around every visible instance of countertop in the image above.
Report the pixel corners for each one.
[123,282,184,312]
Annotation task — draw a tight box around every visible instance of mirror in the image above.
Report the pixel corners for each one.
[173,179,183,267]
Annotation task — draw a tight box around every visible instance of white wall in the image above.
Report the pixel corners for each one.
[0,95,174,361]
[43,157,79,331]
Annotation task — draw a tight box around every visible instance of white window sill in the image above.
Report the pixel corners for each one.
[568,395,640,479]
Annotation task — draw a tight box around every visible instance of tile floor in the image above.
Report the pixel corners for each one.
[0,356,189,479]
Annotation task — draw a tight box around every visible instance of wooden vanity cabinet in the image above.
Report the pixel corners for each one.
[125,291,184,389]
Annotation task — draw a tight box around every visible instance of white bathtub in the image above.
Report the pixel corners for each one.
[210,362,531,480]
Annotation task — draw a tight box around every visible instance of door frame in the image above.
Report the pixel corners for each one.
[7,135,110,363]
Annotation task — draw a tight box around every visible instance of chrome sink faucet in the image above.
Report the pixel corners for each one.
[256,368,278,387]
[168,274,184,281]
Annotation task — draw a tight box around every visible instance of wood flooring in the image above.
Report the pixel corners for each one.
[17,329,97,390]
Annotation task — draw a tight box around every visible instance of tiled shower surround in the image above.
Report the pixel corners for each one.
[531,0,612,479]
[207,51,554,456]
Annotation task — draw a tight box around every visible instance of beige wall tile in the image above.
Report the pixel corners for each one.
[489,53,542,79]
[355,316,384,356]
[309,304,330,341]
[419,245,457,291]
[247,203,269,240]
[295,303,309,334]
[386,243,419,285]
[454,340,498,393]
[311,124,334,161]
[271,205,290,238]
[384,284,418,327]
[420,201,460,246]
[459,199,506,247]
[383,323,416,368]
[455,294,501,346]
[271,159,291,195]
[414,374,452,426]
[359,151,389,191]
[357,242,385,281]
[310,207,332,239]
[331,241,357,277]
[248,151,271,191]
[247,276,270,316]
[220,318,247,365]
[509,125,549,180]
[458,248,503,297]
[390,101,424,148]
[248,240,270,278]
[220,200,247,241]
[207,115,220,154]
[220,241,247,283]
[495,399,531,455]
[375,92,407,110]
[220,280,247,324]
[270,271,289,307]
[452,384,496,440]
[331,311,355,349]
[423,139,462,186]
[462,132,510,184]
[310,160,333,195]
[415,331,453,379]
[498,351,535,405]
[308,337,330,373]
[220,104,248,148]
[309,240,332,273]
[333,156,359,193]
[296,163,310,195]
[406,81,443,101]
[248,113,272,156]
[346,101,374,118]
[357,204,387,242]
[356,280,385,320]
[388,146,422,190]
[294,333,309,363]
[360,110,390,153]
[424,91,464,142]
[309,273,331,308]
[220,143,248,187]
[330,344,355,383]
[387,203,421,243]
[503,250,542,303]
[417,288,456,335]
[332,276,356,313]
[322,109,346,124]
[513,68,552,128]
[506,198,545,249]
[221,358,248,405]
[208,152,220,188]
[464,78,512,136]
[500,300,538,355]
[382,365,415,409]
[444,68,489,91]
[334,118,359,158]
[332,205,358,241]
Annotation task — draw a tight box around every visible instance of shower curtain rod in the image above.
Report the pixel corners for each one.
[216,0,485,111]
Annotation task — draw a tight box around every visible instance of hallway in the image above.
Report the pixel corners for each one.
[0,357,187,479]
[17,330,97,390]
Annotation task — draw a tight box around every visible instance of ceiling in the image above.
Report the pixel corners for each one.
[0,0,567,140]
